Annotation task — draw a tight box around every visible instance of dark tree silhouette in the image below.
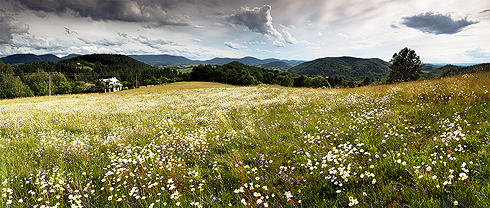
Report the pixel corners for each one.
[387,47,424,83]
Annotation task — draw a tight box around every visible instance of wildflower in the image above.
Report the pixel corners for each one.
[108,196,113,201]
[454,201,458,205]
[363,192,367,196]
[256,198,263,204]
[459,173,468,180]
[284,191,293,200]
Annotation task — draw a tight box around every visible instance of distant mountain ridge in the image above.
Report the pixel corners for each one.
[288,56,391,81]
[128,55,302,68]
[4,54,485,82]
[0,54,303,70]
[0,54,81,66]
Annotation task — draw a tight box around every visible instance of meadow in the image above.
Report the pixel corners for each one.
[0,72,489,207]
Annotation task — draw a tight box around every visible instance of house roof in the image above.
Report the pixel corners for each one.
[100,77,123,87]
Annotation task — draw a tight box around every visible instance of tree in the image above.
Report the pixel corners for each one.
[0,61,33,99]
[387,47,424,83]
[362,77,371,86]
[72,81,87,93]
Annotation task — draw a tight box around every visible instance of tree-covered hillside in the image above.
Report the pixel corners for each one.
[259,61,292,71]
[422,63,490,79]
[0,54,56,66]
[288,56,390,81]
[0,54,187,99]
[190,61,360,88]
[129,54,197,65]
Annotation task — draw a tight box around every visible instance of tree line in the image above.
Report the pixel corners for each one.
[1,48,444,100]
[0,54,188,99]
[188,61,368,88]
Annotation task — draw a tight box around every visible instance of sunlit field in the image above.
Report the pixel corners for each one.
[1,74,489,207]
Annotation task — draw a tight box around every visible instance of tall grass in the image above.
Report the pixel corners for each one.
[0,72,489,207]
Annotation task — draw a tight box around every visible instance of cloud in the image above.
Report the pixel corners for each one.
[281,29,296,44]
[246,40,266,44]
[0,10,29,44]
[65,27,78,35]
[390,21,400,28]
[273,40,285,47]
[78,37,126,46]
[13,35,64,50]
[191,38,202,43]
[224,41,248,50]
[117,32,128,38]
[13,0,194,27]
[133,35,181,48]
[465,48,490,59]
[256,49,272,53]
[480,9,490,14]
[401,12,479,35]
[336,32,348,38]
[226,5,283,40]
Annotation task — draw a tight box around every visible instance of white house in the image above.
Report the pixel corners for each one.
[100,77,123,92]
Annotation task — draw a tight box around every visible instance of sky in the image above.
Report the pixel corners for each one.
[0,0,489,63]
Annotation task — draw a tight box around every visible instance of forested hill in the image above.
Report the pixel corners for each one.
[288,56,390,81]
[54,54,182,84]
[0,54,186,99]
[0,54,59,66]
[0,54,79,66]
[60,54,156,72]
[421,63,490,79]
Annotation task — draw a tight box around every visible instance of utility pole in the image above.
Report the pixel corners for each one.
[48,72,51,96]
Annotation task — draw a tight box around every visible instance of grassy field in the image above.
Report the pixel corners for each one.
[0,72,489,207]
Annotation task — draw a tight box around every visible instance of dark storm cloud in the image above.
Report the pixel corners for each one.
[0,10,29,44]
[226,5,283,40]
[12,0,194,27]
[401,12,479,35]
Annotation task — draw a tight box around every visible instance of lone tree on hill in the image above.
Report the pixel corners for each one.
[387,47,424,83]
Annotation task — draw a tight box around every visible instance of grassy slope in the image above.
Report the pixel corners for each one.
[0,73,489,207]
